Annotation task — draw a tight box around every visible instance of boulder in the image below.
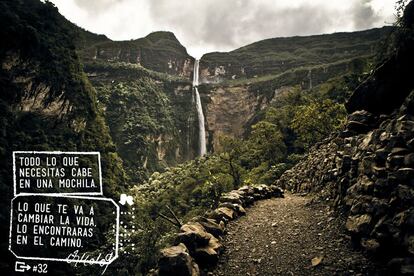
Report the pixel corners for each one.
[396,119,414,140]
[386,155,405,169]
[193,235,223,267]
[268,185,285,198]
[238,185,254,196]
[404,153,414,167]
[347,110,376,125]
[346,121,370,134]
[375,148,389,164]
[218,202,246,216]
[191,216,225,238]
[360,238,380,253]
[346,214,372,235]
[176,223,212,250]
[404,235,414,255]
[372,166,387,178]
[158,243,200,276]
[253,184,272,199]
[393,185,414,207]
[396,168,414,183]
[219,192,243,205]
[211,207,235,221]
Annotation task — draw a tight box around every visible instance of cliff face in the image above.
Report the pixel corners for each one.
[198,28,391,151]
[199,84,271,150]
[199,27,391,83]
[79,31,194,78]
[0,0,127,274]
[72,28,198,181]
[68,10,391,177]
[84,62,198,182]
[277,6,414,273]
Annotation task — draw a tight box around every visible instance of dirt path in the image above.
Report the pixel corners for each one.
[212,193,383,276]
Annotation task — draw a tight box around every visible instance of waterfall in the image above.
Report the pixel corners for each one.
[308,69,313,90]
[193,60,207,156]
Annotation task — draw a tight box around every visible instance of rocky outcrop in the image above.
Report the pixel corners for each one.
[277,7,414,273]
[199,57,373,152]
[84,62,198,181]
[278,97,414,273]
[202,85,271,151]
[199,27,391,83]
[153,185,284,275]
[158,243,200,276]
[346,1,414,114]
[80,31,194,78]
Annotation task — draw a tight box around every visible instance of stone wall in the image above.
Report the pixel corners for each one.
[153,185,284,276]
[277,90,414,274]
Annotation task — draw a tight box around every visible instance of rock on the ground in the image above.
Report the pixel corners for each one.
[158,243,200,276]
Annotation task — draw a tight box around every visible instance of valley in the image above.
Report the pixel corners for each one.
[1,0,414,275]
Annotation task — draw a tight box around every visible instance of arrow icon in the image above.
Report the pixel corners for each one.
[15,261,31,272]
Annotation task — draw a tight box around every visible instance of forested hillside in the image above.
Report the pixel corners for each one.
[68,20,391,183]
[0,0,405,275]
[0,0,127,274]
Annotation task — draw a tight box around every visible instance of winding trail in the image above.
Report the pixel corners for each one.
[212,194,383,276]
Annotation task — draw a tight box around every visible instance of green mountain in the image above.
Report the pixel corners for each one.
[200,27,392,83]
[0,0,127,274]
[1,0,409,275]
[84,61,198,182]
[72,24,391,186]
[79,31,194,77]
[67,21,392,181]
[197,28,392,152]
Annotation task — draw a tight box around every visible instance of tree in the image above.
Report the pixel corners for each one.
[217,135,245,187]
[291,100,346,149]
[247,121,287,166]
[396,0,409,24]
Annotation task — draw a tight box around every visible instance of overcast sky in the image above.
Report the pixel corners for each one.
[49,0,398,58]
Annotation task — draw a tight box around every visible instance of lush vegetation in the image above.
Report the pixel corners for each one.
[85,61,198,183]
[116,72,361,275]
[79,31,193,75]
[201,27,392,80]
[0,0,402,275]
[0,1,127,274]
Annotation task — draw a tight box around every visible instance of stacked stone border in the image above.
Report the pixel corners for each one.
[153,184,284,275]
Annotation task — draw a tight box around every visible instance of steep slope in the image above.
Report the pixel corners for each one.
[0,0,127,273]
[198,28,392,152]
[80,31,194,78]
[200,27,392,83]
[85,61,199,182]
[51,23,199,181]
[59,5,392,180]
[37,16,198,181]
[277,3,414,274]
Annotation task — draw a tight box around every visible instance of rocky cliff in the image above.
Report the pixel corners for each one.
[79,31,194,78]
[84,61,198,182]
[63,7,392,179]
[68,28,198,181]
[198,28,391,152]
[0,0,127,274]
[199,27,391,83]
[277,4,414,273]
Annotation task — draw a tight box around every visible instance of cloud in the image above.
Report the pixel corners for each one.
[352,0,382,29]
[49,0,396,58]
[73,0,125,15]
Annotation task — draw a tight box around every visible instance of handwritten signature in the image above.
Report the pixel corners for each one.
[66,250,113,275]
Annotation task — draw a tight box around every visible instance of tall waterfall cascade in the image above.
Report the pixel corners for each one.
[193,60,207,156]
